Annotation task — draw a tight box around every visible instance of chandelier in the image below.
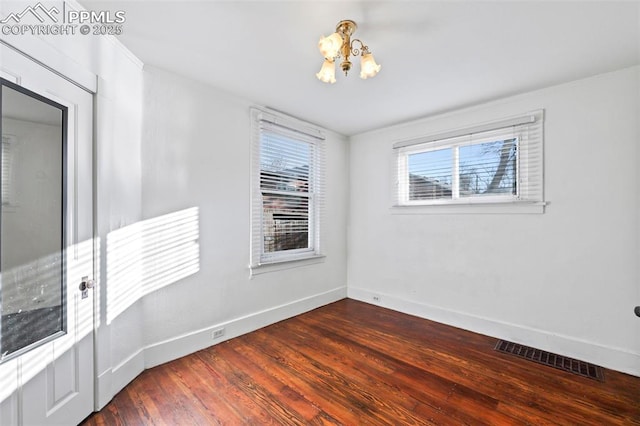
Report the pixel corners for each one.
[316,20,381,84]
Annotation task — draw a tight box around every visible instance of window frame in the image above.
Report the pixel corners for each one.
[393,111,544,213]
[250,108,325,269]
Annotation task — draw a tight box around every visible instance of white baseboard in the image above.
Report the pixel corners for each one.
[143,286,347,369]
[96,349,145,410]
[348,286,640,377]
[112,349,145,394]
[96,369,112,410]
[95,287,347,410]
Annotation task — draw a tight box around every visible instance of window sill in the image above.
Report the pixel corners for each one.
[390,201,546,215]
[250,254,326,276]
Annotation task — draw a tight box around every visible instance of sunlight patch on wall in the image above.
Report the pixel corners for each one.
[106,221,143,326]
[106,207,200,324]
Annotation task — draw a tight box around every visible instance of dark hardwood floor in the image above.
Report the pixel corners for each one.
[81,299,640,425]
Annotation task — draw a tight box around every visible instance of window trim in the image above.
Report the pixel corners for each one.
[393,110,544,213]
[250,108,326,270]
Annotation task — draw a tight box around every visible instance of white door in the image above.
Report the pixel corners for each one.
[0,44,94,426]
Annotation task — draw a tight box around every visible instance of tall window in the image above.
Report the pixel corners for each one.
[251,109,325,266]
[395,111,543,207]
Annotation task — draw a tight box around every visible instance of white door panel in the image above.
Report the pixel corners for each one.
[0,44,94,426]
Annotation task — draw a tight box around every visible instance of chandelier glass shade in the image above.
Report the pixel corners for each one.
[360,52,381,79]
[316,59,337,84]
[316,20,380,83]
[318,32,343,60]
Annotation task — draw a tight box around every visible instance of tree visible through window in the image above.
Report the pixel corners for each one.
[395,111,543,207]
[459,139,517,196]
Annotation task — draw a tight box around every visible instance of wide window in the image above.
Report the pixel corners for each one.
[395,111,543,207]
[251,109,325,267]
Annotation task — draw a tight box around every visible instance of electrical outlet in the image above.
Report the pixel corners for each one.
[373,296,380,302]
[212,328,225,339]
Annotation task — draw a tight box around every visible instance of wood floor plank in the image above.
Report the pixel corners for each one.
[258,321,430,425]
[186,350,276,424]
[300,303,633,424]
[290,314,520,425]
[153,359,225,425]
[196,345,308,425]
[214,340,329,423]
[81,299,640,425]
[237,330,370,425]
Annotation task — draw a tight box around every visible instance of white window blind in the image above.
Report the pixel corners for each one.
[1,135,16,206]
[250,109,325,267]
[394,110,544,207]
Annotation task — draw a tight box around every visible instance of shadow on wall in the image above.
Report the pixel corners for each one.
[106,207,200,324]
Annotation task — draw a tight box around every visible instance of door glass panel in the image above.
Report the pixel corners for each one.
[0,80,66,362]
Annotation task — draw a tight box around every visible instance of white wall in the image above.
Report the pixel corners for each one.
[348,66,640,376]
[139,66,349,367]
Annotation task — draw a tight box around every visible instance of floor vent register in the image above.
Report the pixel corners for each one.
[494,339,604,382]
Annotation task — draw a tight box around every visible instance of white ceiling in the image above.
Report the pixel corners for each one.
[81,1,639,135]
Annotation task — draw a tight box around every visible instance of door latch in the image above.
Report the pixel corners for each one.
[79,276,95,299]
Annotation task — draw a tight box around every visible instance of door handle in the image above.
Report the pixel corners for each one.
[80,276,95,298]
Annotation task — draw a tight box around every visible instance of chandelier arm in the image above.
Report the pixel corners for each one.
[350,39,370,57]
